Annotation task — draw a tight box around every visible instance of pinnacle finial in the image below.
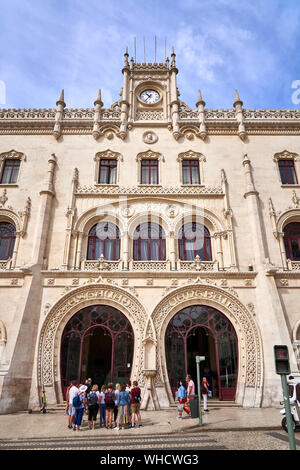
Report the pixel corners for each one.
[233,89,243,106]
[56,89,66,107]
[94,89,103,107]
[198,89,203,101]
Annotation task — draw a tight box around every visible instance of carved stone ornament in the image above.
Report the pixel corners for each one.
[142,131,158,144]
[151,284,263,406]
[37,284,149,392]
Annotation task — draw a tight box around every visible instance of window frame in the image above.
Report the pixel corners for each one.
[141,159,159,185]
[133,222,166,261]
[278,160,298,185]
[283,222,300,261]
[182,159,201,185]
[178,222,212,261]
[0,221,16,260]
[87,222,121,261]
[98,158,118,185]
[0,150,25,186]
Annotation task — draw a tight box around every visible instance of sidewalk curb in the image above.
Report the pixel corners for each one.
[182,425,283,433]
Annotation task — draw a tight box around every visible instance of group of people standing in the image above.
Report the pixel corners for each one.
[66,378,142,431]
[176,374,210,418]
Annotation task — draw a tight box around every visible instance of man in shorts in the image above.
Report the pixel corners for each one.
[67,380,79,429]
[130,381,142,429]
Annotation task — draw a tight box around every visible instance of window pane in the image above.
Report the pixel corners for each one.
[191,165,200,184]
[182,166,190,184]
[109,166,117,184]
[0,160,20,184]
[99,165,109,184]
[279,160,297,184]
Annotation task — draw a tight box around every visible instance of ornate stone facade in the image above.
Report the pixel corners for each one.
[0,51,299,413]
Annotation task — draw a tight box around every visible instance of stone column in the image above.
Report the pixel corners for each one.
[122,232,129,270]
[119,48,130,139]
[278,231,288,270]
[11,231,21,268]
[233,90,246,141]
[242,154,298,406]
[169,48,180,139]
[196,90,207,140]
[53,90,66,140]
[169,231,176,270]
[92,90,103,140]
[75,232,84,270]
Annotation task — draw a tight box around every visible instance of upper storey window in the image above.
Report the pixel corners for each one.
[141,159,158,185]
[178,222,212,261]
[87,222,120,261]
[98,159,117,184]
[0,222,16,260]
[182,160,200,185]
[0,159,20,184]
[278,160,298,185]
[284,222,300,261]
[133,222,166,261]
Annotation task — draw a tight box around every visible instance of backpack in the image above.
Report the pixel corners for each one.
[87,391,98,406]
[105,391,115,405]
[133,388,141,403]
[73,394,82,409]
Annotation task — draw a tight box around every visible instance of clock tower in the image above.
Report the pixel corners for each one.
[119,47,181,139]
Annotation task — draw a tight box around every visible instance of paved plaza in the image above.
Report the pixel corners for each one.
[0,405,298,450]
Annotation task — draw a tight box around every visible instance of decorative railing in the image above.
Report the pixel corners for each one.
[64,108,95,119]
[287,260,300,271]
[82,259,122,271]
[243,109,300,119]
[129,260,170,271]
[205,109,236,120]
[76,185,223,196]
[135,110,164,121]
[0,259,12,270]
[0,109,56,119]
[177,259,218,271]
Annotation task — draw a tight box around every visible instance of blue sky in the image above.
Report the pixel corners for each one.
[0,0,300,109]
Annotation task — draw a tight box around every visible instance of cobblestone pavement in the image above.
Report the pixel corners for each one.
[0,430,299,450]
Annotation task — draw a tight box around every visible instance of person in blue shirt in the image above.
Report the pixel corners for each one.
[115,384,131,430]
[177,379,189,418]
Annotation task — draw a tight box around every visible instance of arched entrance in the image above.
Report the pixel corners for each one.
[60,305,134,398]
[165,305,238,401]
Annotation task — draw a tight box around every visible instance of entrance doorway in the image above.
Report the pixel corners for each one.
[165,305,238,401]
[60,305,134,399]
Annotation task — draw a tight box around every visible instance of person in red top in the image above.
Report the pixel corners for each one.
[130,381,142,429]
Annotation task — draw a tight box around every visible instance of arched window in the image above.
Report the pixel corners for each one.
[133,222,166,261]
[178,222,212,261]
[0,222,16,260]
[284,222,300,261]
[87,222,120,261]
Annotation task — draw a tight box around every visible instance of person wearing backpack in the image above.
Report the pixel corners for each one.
[104,383,115,429]
[73,385,87,431]
[87,384,100,430]
[130,381,142,429]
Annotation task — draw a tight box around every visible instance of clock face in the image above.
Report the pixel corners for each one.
[140,89,160,104]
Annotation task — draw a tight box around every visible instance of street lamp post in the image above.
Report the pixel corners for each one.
[196,355,205,426]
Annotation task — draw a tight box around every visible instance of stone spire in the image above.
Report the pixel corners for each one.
[233,89,246,141]
[119,47,130,140]
[196,89,207,140]
[53,89,66,140]
[170,47,180,139]
[92,89,104,140]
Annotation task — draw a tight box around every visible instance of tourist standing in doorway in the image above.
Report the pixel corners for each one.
[67,380,79,429]
[99,385,106,428]
[87,384,100,429]
[201,377,210,412]
[130,381,142,428]
[104,383,115,429]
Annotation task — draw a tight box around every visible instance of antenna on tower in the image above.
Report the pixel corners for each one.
[143,36,146,63]
[154,35,157,63]
[165,38,167,60]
